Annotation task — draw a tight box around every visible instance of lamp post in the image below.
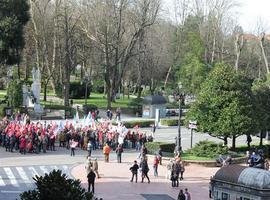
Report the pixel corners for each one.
[176,82,183,154]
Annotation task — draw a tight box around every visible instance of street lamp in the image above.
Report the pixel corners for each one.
[175,82,183,154]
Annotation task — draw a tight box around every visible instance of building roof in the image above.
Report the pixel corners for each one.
[143,95,167,105]
[213,165,270,190]
[238,167,270,189]
[213,165,246,184]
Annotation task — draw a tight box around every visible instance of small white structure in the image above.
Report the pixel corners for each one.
[142,95,167,118]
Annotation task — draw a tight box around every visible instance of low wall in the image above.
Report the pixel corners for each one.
[146,154,246,167]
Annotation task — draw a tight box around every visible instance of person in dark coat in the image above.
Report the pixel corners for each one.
[140,156,150,183]
[87,169,96,193]
[130,160,139,183]
[177,189,185,200]
[171,161,180,187]
[115,144,123,163]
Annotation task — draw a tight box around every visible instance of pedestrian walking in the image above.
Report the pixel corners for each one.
[103,143,111,162]
[130,160,139,183]
[87,169,96,193]
[85,156,93,175]
[115,144,123,163]
[179,160,185,180]
[140,156,150,183]
[116,107,121,121]
[171,161,180,187]
[92,158,100,178]
[166,159,174,180]
[70,139,77,156]
[19,136,26,154]
[177,189,186,200]
[87,140,93,156]
[153,155,159,177]
[184,188,191,200]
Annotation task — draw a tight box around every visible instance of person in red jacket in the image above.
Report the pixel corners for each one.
[153,155,159,177]
[19,136,26,154]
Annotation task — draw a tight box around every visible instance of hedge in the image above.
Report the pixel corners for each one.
[145,142,176,154]
[160,118,184,126]
[187,140,228,158]
[122,120,154,128]
[56,82,91,99]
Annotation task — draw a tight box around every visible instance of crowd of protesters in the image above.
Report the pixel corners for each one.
[0,109,154,157]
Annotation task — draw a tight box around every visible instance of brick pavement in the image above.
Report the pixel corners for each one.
[71,154,219,200]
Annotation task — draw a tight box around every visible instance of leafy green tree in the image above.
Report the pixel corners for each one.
[7,79,23,107]
[20,170,93,200]
[186,63,255,149]
[252,79,270,146]
[0,0,29,65]
[176,32,208,94]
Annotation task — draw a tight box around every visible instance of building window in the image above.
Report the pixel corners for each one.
[222,192,230,200]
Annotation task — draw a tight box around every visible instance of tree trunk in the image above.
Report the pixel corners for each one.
[17,63,20,79]
[260,130,264,146]
[211,31,216,64]
[29,0,40,69]
[259,35,270,74]
[224,136,228,146]
[43,83,47,102]
[232,135,236,150]
[164,65,172,89]
[234,34,244,71]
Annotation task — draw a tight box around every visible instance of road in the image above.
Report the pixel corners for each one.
[141,126,260,151]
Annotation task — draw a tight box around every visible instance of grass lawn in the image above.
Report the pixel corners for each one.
[181,153,214,161]
[72,93,134,109]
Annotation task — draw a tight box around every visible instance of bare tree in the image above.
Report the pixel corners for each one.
[79,0,160,108]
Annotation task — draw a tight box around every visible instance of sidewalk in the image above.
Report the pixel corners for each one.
[71,153,218,200]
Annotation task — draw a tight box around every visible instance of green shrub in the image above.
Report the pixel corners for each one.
[145,142,176,154]
[55,82,91,99]
[160,118,184,126]
[187,140,228,158]
[0,104,7,117]
[20,170,92,200]
[92,79,104,93]
[121,120,154,128]
[70,82,91,99]
[127,98,143,115]
[7,79,23,107]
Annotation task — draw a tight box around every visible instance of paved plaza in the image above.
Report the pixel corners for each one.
[0,124,258,200]
[72,151,218,200]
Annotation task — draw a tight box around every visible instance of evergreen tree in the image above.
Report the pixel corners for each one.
[186,63,255,148]
[20,170,93,200]
[252,79,270,146]
[0,0,29,65]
